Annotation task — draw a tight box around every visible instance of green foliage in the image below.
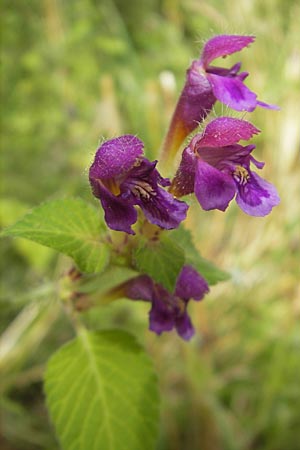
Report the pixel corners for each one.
[76,265,139,295]
[1,1,300,449]
[2,198,109,273]
[45,329,160,450]
[169,226,230,285]
[133,235,185,291]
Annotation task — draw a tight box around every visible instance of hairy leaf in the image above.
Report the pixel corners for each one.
[45,330,160,450]
[1,198,109,273]
[133,236,185,291]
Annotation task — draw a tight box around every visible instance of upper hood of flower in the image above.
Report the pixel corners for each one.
[190,117,260,149]
[200,35,255,68]
[89,135,144,180]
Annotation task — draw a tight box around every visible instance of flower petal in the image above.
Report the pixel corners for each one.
[175,310,195,341]
[90,135,144,180]
[235,172,280,216]
[120,158,188,230]
[160,61,216,160]
[207,73,258,111]
[170,146,197,197]
[125,275,154,302]
[179,61,216,132]
[95,182,137,234]
[175,265,209,301]
[149,290,175,335]
[192,117,260,148]
[195,160,236,211]
[201,35,255,67]
[206,61,242,77]
[198,144,256,169]
[256,100,280,110]
[250,155,265,169]
[137,188,188,230]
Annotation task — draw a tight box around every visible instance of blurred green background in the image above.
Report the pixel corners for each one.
[1,0,300,449]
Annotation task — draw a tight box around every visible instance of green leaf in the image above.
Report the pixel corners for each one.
[133,236,184,291]
[169,227,230,285]
[0,198,54,270]
[45,330,160,450]
[76,265,139,295]
[1,198,110,273]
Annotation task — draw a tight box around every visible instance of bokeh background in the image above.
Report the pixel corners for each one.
[1,1,300,449]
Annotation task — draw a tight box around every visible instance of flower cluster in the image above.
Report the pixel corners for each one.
[89,34,279,340]
[161,35,278,161]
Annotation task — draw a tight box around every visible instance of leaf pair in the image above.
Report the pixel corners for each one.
[2,197,229,290]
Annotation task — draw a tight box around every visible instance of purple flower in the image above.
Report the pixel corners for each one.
[125,265,209,340]
[161,35,278,164]
[89,135,188,234]
[171,117,280,216]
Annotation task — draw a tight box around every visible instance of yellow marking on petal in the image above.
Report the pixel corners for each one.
[104,178,121,195]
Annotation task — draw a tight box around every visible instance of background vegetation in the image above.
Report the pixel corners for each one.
[1,0,300,449]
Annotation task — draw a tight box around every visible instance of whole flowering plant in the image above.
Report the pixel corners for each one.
[2,34,279,450]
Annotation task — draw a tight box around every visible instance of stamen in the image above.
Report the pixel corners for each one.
[131,181,156,199]
[233,165,250,186]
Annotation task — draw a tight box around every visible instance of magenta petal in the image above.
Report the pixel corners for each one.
[201,35,255,67]
[207,73,257,112]
[184,61,216,125]
[90,135,144,180]
[206,62,242,77]
[235,172,280,216]
[256,100,280,110]
[170,62,216,137]
[175,265,209,301]
[250,155,265,169]
[193,117,260,149]
[96,183,137,234]
[195,160,236,211]
[198,144,256,169]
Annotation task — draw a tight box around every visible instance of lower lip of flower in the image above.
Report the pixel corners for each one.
[233,165,250,185]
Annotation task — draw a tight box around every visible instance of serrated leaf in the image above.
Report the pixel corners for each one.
[1,198,110,273]
[133,236,184,292]
[45,330,160,450]
[169,227,230,285]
